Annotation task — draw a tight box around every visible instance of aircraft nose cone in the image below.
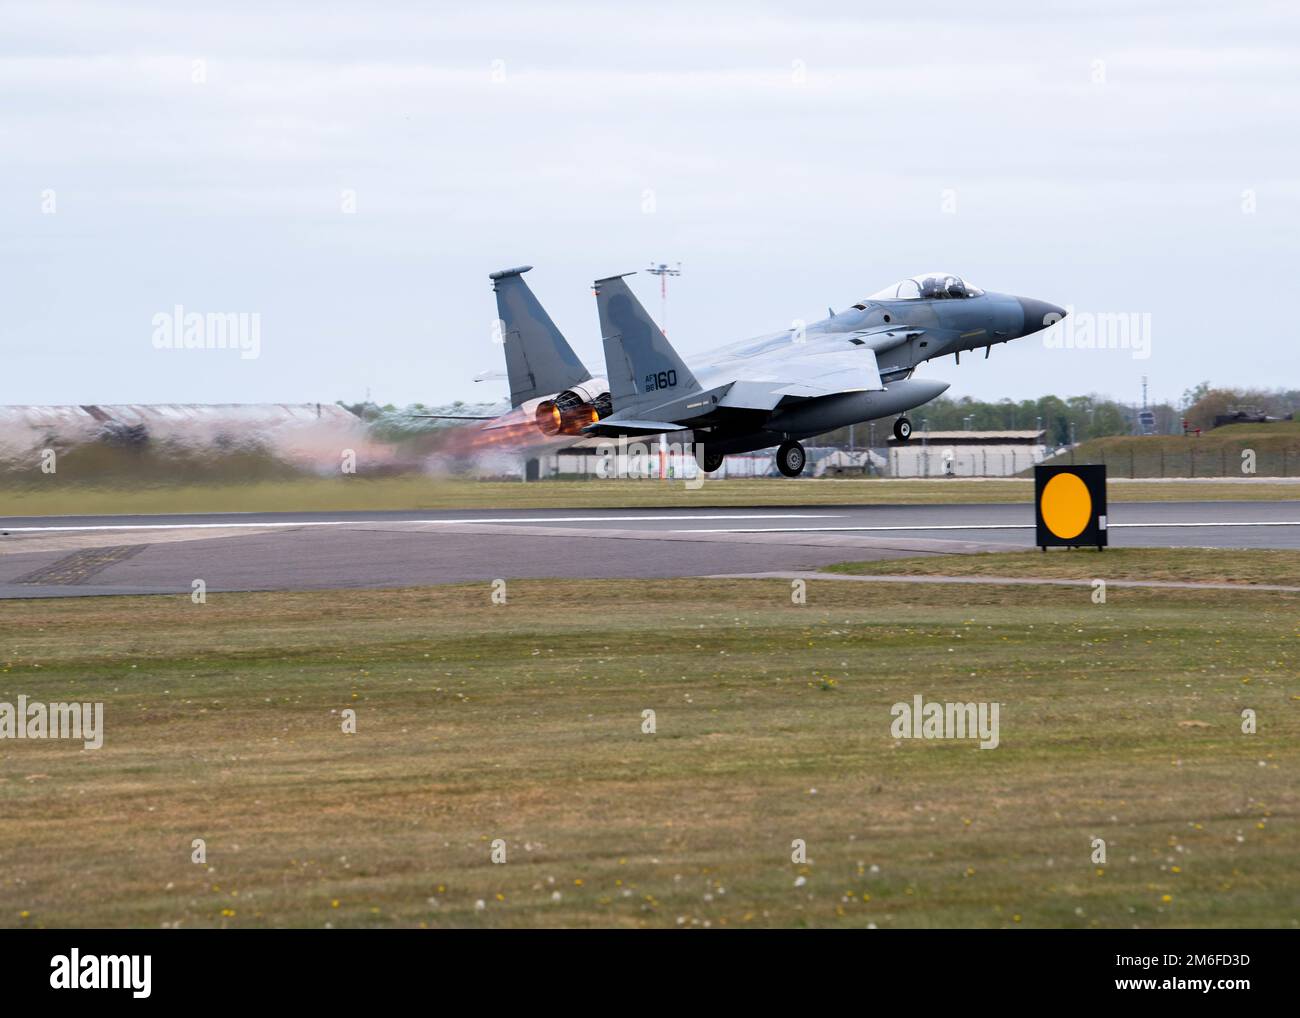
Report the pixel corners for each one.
[1017,297,1066,335]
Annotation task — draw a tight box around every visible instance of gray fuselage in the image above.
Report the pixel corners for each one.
[675,289,1063,455]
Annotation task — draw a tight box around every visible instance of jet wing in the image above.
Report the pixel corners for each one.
[769,346,883,396]
[719,343,884,408]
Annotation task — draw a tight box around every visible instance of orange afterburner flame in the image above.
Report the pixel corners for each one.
[535,400,599,437]
[556,404,600,435]
[430,399,602,459]
[536,401,562,435]
[435,409,546,456]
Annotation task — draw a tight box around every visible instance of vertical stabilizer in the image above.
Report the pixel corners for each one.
[490,266,590,407]
[593,273,699,410]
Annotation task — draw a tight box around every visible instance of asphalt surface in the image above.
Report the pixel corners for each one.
[1,501,1296,598]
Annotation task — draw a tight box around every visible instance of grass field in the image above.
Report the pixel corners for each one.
[3,475,1300,517]
[826,548,1300,586]
[2,574,1296,928]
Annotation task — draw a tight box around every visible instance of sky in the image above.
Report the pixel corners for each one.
[2,0,1297,411]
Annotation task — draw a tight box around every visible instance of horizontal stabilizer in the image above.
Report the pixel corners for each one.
[581,417,689,437]
[411,414,497,421]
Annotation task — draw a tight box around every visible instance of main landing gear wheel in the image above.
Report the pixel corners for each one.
[893,417,913,442]
[696,447,725,473]
[776,440,806,477]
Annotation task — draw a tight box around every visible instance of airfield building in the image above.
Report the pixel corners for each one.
[886,429,1048,477]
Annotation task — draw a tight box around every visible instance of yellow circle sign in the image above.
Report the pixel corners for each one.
[1040,472,1093,539]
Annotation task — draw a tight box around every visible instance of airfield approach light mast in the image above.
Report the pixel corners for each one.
[1137,374,1157,435]
[646,261,681,335]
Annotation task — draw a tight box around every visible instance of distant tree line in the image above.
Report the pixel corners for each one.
[818,385,1298,449]
[1178,383,1299,431]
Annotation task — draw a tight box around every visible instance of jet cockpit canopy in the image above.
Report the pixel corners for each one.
[866,273,983,301]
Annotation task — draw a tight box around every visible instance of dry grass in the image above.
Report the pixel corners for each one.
[1,578,1296,928]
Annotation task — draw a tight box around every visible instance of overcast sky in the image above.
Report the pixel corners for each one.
[2,0,1297,410]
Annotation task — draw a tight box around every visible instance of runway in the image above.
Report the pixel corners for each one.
[1,500,1296,598]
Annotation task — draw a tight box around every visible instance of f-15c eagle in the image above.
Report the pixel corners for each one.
[580,269,1064,476]
[468,267,1064,476]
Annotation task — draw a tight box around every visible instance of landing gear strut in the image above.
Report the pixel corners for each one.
[776,440,806,478]
[695,447,725,473]
[893,416,913,442]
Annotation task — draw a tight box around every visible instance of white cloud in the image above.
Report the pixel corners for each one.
[1,0,1297,407]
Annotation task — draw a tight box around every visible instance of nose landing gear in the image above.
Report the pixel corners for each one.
[893,417,913,442]
[776,440,806,477]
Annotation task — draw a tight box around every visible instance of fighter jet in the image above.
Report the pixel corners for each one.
[580,271,1065,476]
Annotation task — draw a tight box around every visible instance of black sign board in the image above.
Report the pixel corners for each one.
[1034,464,1107,550]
